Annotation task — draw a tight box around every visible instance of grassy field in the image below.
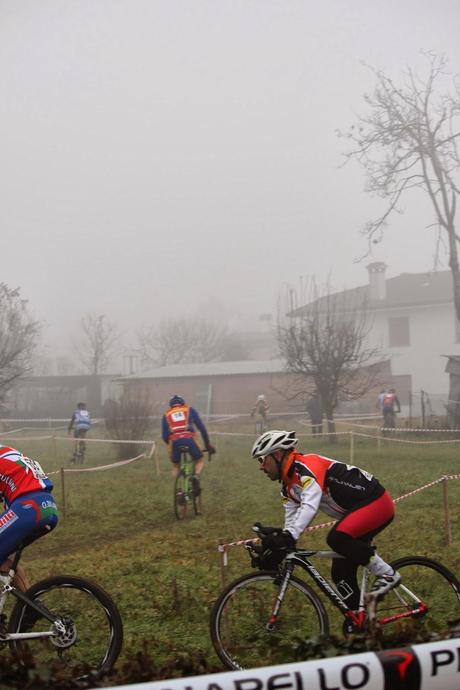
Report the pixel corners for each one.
[2,428,460,674]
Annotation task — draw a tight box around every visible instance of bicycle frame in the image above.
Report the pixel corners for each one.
[263,549,427,631]
[179,449,195,494]
[0,550,61,643]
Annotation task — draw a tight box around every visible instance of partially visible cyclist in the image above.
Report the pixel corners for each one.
[251,429,400,612]
[68,402,92,464]
[0,445,59,573]
[162,395,216,486]
[381,388,401,430]
[250,394,270,432]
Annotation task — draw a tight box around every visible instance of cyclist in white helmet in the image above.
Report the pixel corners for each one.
[251,429,400,609]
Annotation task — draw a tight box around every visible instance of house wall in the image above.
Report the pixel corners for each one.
[366,302,460,411]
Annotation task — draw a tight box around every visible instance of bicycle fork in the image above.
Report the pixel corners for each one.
[265,565,293,632]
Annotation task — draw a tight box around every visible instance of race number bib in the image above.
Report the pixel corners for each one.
[21,456,47,480]
[171,411,186,422]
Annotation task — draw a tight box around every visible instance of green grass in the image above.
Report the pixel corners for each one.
[3,431,460,672]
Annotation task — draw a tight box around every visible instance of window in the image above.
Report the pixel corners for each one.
[388,316,410,347]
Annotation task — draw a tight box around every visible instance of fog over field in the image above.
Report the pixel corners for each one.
[1,0,459,365]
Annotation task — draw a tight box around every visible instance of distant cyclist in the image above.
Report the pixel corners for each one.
[251,429,400,610]
[68,402,92,463]
[250,394,270,432]
[0,445,59,569]
[162,395,216,484]
[381,388,400,430]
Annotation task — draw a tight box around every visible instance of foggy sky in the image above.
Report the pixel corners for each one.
[1,0,459,362]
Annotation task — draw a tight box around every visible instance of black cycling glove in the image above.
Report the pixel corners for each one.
[263,529,297,551]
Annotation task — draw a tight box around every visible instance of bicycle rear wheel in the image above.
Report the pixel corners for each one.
[8,575,123,677]
[210,570,329,670]
[377,556,460,635]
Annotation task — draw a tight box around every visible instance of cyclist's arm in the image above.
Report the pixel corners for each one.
[282,480,322,541]
[394,396,401,413]
[161,416,170,444]
[68,413,75,432]
[190,407,210,449]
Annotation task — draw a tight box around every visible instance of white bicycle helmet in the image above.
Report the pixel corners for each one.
[251,430,298,458]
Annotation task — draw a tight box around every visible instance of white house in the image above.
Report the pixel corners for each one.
[291,263,460,416]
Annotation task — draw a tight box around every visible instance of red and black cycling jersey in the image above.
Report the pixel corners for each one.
[280,451,384,540]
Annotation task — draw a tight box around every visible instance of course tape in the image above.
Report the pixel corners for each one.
[219,474,460,552]
[89,637,460,690]
[47,453,147,475]
[354,432,460,445]
[55,435,155,445]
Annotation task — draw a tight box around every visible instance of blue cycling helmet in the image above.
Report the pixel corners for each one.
[169,395,185,407]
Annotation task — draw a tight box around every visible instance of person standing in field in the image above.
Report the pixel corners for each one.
[306,393,323,435]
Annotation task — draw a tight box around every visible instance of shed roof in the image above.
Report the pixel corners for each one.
[117,359,286,381]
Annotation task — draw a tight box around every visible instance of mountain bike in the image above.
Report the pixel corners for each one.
[174,447,211,519]
[210,524,460,670]
[1,527,123,678]
[254,414,269,435]
[71,430,87,464]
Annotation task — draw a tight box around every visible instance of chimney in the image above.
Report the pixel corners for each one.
[367,262,387,300]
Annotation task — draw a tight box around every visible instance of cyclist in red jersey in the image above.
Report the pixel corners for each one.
[162,395,215,480]
[0,446,58,566]
[251,430,400,609]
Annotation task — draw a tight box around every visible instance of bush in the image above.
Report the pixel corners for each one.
[103,398,154,459]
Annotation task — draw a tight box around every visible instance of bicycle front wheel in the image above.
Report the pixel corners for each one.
[210,570,329,670]
[377,556,460,635]
[8,575,123,676]
[174,472,187,520]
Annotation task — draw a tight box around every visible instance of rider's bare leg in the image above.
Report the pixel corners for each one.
[194,457,205,477]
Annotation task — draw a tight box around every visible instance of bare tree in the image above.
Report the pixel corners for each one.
[0,284,40,402]
[78,314,119,374]
[278,281,384,435]
[339,53,460,316]
[138,318,229,367]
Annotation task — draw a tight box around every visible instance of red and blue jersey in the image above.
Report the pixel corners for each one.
[162,404,210,448]
[0,446,54,508]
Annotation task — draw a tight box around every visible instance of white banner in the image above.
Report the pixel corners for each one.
[89,638,460,690]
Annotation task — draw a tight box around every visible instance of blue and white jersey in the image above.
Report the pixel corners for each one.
[72,409,91,431]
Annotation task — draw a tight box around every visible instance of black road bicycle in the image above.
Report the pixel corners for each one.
[1,528,123,678]
[210,524,460,670]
